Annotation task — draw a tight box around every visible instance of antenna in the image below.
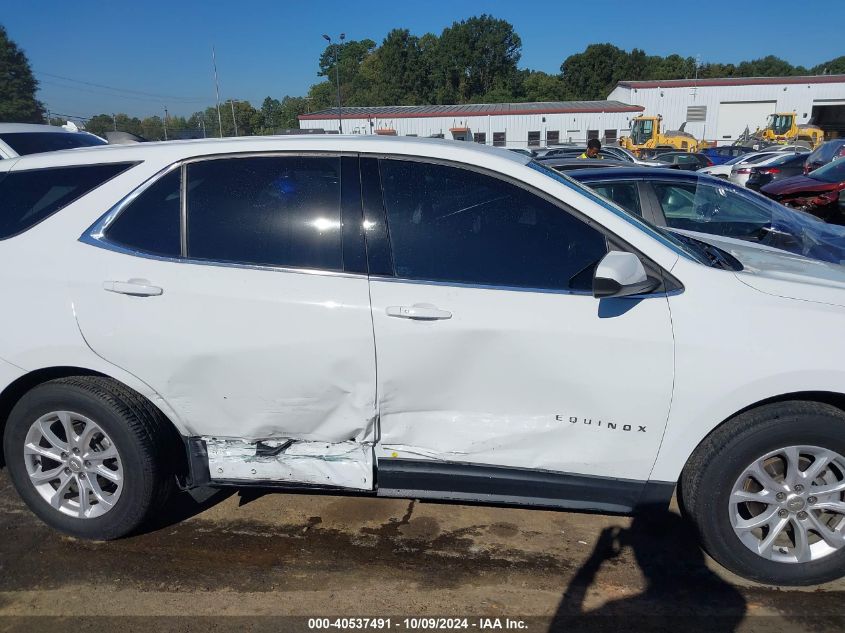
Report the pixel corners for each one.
[212,46,223,138]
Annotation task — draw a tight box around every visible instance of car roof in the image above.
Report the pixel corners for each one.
[0,123,86,134]
[538,158,632,167]
[567,166,704,181]
[2,135,533,171]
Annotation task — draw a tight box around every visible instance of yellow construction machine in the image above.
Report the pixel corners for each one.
[619,115,702,155]
[756,112,823,148]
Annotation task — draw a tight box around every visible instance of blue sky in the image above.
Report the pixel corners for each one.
[4,0,844,119]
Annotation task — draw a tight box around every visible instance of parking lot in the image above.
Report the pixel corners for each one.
[1,469,844,632]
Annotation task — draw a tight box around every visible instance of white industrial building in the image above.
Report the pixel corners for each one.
[298,101,644,148]
[298,74,845,148]
[608,74,845,145]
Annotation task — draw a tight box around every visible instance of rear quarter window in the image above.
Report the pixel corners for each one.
[0,163,134,240]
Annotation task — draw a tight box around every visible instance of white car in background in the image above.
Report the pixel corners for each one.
[0,123,106,159]
[3,136,845,587]
[698,150,786,180]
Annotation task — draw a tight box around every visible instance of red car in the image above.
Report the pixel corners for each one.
[761,157,845,223]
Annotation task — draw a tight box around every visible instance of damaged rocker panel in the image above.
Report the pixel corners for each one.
[203,437,374,490]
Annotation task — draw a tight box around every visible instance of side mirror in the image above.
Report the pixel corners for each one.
[593,252,659,299]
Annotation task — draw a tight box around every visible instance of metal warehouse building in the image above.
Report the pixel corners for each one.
[298,74,845,148]
[608,74,845,145]
[297,101,644,148]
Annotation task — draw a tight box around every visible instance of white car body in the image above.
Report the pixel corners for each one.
[698,150,785,179]
[2,136,845,512]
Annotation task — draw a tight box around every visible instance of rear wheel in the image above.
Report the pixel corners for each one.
[3,376,177,539]
[681,401,845,585]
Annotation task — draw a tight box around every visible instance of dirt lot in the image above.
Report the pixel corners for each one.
[1,469,845,632]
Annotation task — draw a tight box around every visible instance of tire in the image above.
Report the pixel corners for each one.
[3,376,177,540]
[681,401,845,585]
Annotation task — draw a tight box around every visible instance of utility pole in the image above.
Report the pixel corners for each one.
[163,106,169,140]
[112,113,117,131]
[212,45,223,138]
[230,99,238,136]
[322,33,345,133]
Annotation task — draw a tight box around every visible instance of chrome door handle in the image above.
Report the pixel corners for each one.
[386,304,452,320]
[103,279,163,297]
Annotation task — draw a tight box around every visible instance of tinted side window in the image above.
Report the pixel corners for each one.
[379,160,607,291]
[589,182,642,216]
[0,163,133,240]
[105,168,181,257]
[186,156,342,270]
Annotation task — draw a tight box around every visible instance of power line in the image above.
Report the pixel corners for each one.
[38,78,191,104]
[45,111,92,121]
[36,70,208,103]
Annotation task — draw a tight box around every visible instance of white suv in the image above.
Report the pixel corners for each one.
[2,136,845,586]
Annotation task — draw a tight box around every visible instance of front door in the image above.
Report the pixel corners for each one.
[364,157,675,485]
[72,154,377,489]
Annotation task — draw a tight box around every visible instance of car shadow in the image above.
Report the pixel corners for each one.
[549,507,747,632]
[134,485,234,536]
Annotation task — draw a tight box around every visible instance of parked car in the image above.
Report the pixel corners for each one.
[729,153,795,187]
[745,152,808,191]
[803,140,845,174]
[639,147,678,159]
[5,137,845,587]
[535,147,628,161]
[507,148,536,157]
[570,166,845,265]
[0,123,106,159]
[700,150,788,179]
[761,157,845,223]
[533,157,639,172]
[652,151,713,170]
[701,145,753,166]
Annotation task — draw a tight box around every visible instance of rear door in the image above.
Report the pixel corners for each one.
[363,157,675,489]
[73,154,377,489]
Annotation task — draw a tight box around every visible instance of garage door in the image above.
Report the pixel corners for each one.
[716,101,777,142]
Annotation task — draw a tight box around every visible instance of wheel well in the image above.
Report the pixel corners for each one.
[680,390,845,482]
[0,366,187,477]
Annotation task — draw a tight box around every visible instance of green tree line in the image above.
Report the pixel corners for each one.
[3,16,845,138]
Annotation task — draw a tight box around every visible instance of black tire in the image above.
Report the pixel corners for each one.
[3,376,178,540]
[681,401,845,586]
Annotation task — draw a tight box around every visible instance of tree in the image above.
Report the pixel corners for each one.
[0,24,45,122]
[560,43,632,100]
[812,56,845,75]
[434,15,522,104]
[520,71,566,102]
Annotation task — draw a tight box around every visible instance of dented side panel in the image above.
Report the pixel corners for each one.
[369,280,675,482]
[206,438,373,489]
[73,247,378,446]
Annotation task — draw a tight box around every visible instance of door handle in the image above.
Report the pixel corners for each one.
[386,304,452,320]
[103,279,163,297]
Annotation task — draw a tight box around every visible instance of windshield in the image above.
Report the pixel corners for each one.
[808,141,845,165]
[528,160,709,265]
[766,114,793,135]
[629,119,654,146]
[811,158,845,183]
[0,131,106,156]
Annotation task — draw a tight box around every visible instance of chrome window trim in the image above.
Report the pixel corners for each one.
[369,275,674,299]
[80,151,360,280]
[368,274,594,297]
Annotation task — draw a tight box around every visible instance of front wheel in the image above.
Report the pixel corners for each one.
[3,376,177,540]
[680,401,845,585]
